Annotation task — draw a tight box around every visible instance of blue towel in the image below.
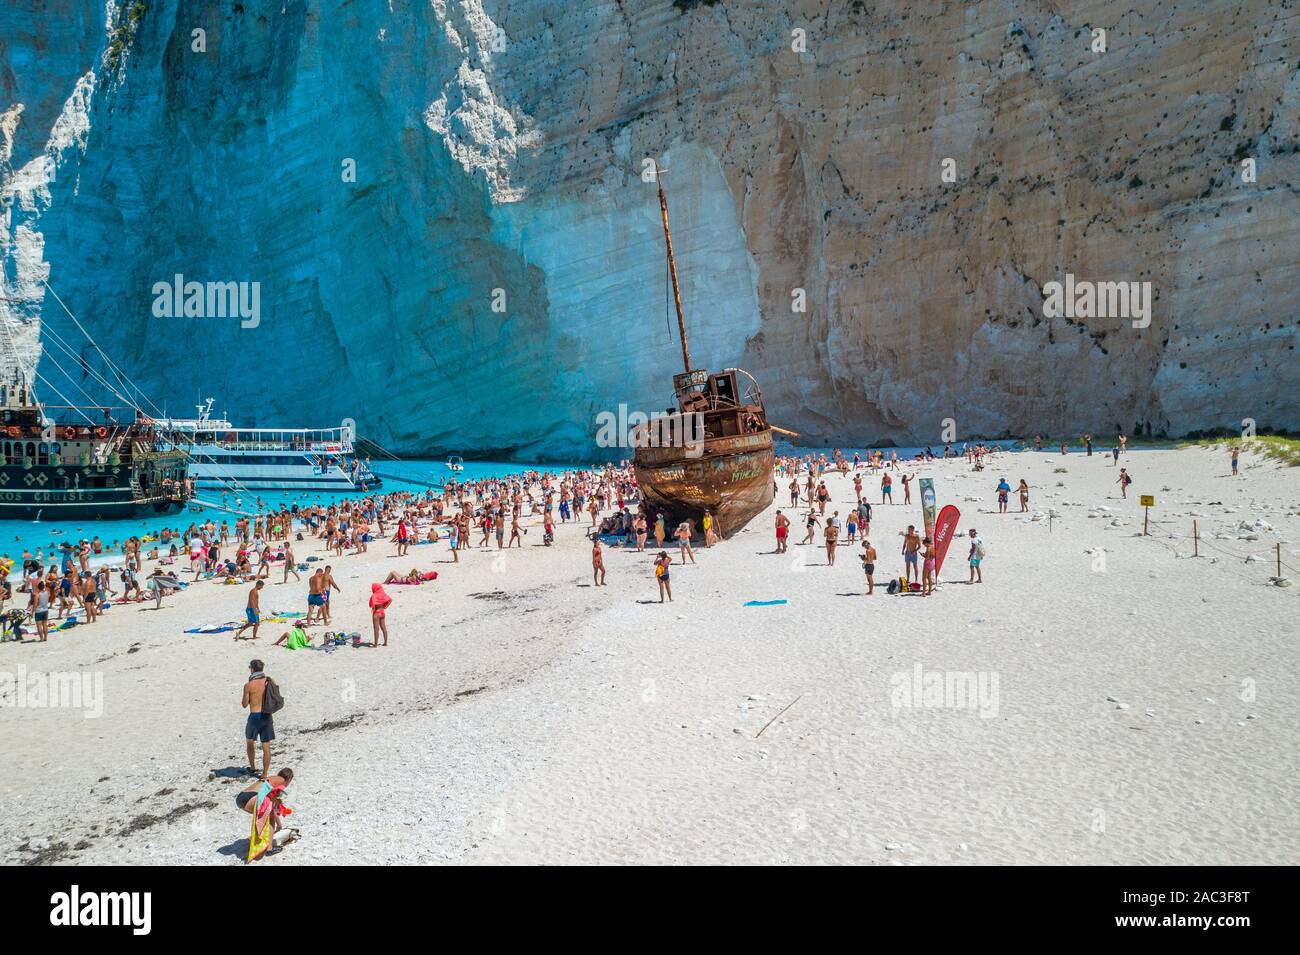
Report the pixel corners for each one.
[744,599,788,607]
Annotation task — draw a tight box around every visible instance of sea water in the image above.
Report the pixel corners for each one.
[0,459,582,567]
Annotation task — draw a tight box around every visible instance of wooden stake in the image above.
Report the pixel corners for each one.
[1278,542,1283,579]
[1143,506,1149,536]
[1193,520,1198,557]
[756,694,802,739]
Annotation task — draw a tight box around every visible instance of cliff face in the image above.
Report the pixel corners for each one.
[2,0,1297,456]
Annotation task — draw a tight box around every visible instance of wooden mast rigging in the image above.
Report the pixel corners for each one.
[653,159,692,376]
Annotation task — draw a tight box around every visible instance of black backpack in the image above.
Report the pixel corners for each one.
[261,676,285,714]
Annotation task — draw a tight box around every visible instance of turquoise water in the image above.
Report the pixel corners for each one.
[2,459,581,565]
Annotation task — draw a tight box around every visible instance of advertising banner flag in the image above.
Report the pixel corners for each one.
[919,477,937,538]
[932,504,961,575]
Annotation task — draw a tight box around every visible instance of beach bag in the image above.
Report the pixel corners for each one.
[262,677,285,715]
[975,540,987,559]
[887,578,899,595]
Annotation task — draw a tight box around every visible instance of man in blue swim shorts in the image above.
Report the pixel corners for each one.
[234,579,265,641]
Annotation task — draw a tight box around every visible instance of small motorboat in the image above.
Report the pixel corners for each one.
[445,455,465,472]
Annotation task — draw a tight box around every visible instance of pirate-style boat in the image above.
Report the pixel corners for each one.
[0,374,190,520]
[632,162,777,538]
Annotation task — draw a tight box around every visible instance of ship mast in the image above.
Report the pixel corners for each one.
[653,159,692,375]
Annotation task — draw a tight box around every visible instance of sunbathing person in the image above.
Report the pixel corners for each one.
[273,622,312,649]
[383,568,438,585]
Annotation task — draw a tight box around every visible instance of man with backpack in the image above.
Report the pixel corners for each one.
[241,659,284,780]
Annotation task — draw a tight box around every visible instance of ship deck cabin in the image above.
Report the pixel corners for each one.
[672,368,768,440]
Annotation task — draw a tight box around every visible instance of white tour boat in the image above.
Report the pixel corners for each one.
[163,400,381,492]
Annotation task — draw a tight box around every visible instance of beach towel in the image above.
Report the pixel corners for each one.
[369,583,392,615]
[247,783,286,863]
[744,599,788,607]
[284,626,310,650]
[184,623,237,634]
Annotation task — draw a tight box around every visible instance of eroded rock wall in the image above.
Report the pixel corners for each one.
[2,0,1297,456]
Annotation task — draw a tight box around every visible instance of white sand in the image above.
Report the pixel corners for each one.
[2,446,1297,865]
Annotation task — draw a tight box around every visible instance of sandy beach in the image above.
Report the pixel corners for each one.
[2,445,1297,865]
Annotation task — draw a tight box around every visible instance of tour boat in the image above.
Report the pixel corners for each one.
[162,400,381,492]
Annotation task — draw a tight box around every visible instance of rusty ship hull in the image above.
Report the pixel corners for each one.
[634,430,775,538]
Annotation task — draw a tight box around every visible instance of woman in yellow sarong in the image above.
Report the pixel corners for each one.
[238,769,294,862]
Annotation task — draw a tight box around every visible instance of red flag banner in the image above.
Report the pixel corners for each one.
[932,504,961,576]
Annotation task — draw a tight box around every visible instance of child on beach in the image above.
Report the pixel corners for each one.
[968,529,984,583]
[921,537,936,596]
